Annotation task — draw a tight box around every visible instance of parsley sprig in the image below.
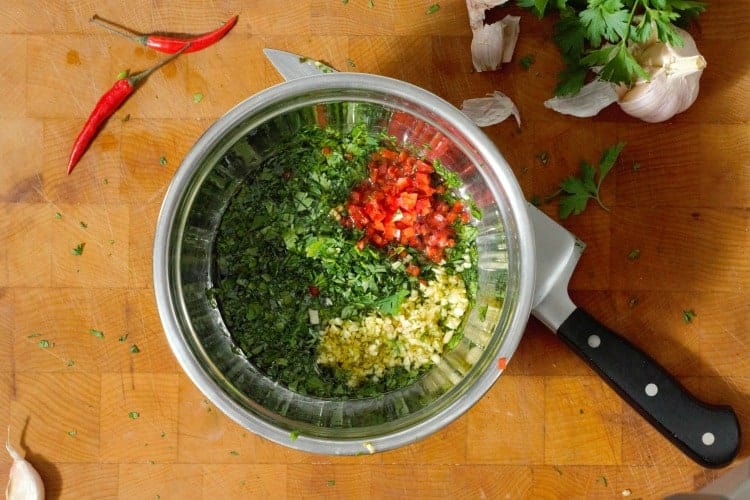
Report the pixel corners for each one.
[549,141,626,219]
[518,0,706,95]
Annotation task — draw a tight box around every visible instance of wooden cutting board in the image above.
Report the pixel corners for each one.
[2,1,749,498]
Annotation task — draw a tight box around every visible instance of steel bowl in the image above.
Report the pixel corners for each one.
[153,73,535,454]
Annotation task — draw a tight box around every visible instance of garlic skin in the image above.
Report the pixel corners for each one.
[544,79,619,117]
[6,429,45,500]
[618,27,706,123]
[470,15,520,72]
[461,91,521,127]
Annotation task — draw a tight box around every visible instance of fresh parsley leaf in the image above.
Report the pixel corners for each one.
[517,0,550,18]
[426,3,439,14]
[579,0,630,47]
[554,141,626,219]
[598,44,650,85]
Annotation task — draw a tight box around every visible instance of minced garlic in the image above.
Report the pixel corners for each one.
[316,268,469,387]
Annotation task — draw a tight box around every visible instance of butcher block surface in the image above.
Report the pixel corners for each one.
[1,1,749,498]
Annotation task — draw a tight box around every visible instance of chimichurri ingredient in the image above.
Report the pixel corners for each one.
[318,267,469,387]
[344,147,470,265]
[546,141,626,219]
[212,123,479,398]
[66,45,189,175]
[90,14,238,54]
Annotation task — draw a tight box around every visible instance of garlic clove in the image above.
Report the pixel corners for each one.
[543,79,619,117]
[6,428,45,500]
[461,91,521,127]
[470,15,520,72]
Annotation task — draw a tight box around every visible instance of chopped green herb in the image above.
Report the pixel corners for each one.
[519,54,535,70]
[426,3,440,14]
[290,430,300,441]
[71,243,86,256]
[159,156,167,166]
[28,332,42,339]
[342,0,349,3]
[122,113,131,122]
[599,475,608,487]
[627,248,640,261]
[109,239,115,245]
[478,304,488,322]
[67,429,77,437]
[118,334,129,342]
[89,328,105,339]
[130,344,140,353]
[529,194,542,207]
[193,92,204,103]
[128,411,140,419]
[682,309,696,323]
[79,221,88,229]
[38,339,52,349]
[54,212,63,220]
[229,450,239,456]
[553,141,625,219]
[67,359,75,367]
[347,58,356,68]
[327,479,336,486]
[536,150,549,166]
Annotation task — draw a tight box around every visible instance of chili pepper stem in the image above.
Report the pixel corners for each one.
[90,15,148,46]
[127,42,191,87]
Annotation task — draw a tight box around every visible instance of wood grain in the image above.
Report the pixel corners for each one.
[2,0,750,498]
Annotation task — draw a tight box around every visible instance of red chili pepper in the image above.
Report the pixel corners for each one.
[90,15,238,54]
[66,45,189,175]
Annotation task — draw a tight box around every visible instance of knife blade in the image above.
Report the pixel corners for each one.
[263,48,741,468]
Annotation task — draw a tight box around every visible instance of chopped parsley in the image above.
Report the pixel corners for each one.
[89,328,105,339]
[128,411,140,419]
[519,54,535,70]
[682,309,696,323]
[38,339,52,349]
[426,3,440,14]
[71,243,85,256]
[130,344,140,353]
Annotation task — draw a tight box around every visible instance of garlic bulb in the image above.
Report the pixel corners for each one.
[6,428,45,500]
[544,27,706,123]
[617,27,706,122]
[466,1,519,72]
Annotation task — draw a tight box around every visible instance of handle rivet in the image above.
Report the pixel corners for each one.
[587,334,601,348]
[645,383,658,397]
[702,432,715,446]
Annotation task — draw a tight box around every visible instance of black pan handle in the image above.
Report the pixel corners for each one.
[557,308,740,468]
